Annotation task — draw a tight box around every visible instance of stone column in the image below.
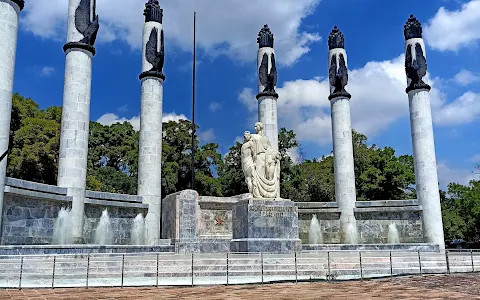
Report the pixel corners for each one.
[404,15,445,249]
[57,0,99,243]
[0,0,24,231]
[138,0,165,245]
[256,25,278,152]
[328,27,358,244]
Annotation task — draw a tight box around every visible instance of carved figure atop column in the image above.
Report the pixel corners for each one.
[63,0,99,55]
[404,15,430,93]
[328,26,350,100]
[241,122,281,198]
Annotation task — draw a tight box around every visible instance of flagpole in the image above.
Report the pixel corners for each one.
[190,11,196,190]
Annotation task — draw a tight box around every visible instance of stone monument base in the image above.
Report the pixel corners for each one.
[230,198,301,253]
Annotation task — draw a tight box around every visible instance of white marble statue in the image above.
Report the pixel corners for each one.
[241,122,281,198]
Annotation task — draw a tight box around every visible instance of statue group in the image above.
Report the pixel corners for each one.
[241,122,281,198]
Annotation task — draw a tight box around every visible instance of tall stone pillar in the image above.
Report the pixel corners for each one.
[404,15,445,249]
[57,0,99,243]
[256,25,278,152]
[138,0,165,245]
[0,0,24,231]
[256,24,280,196]
[328,27,358,244]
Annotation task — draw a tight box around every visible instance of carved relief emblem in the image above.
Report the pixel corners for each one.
[214,215,223,226]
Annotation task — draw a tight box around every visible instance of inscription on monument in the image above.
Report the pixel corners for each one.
[249,205,295,217]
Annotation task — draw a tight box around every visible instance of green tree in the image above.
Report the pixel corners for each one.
[86,121,139,194]
[289,156,336,202]
[161,120,222,197]
[442,180,480,241]
[7,94,60,184]
[218,141,246,197]
[352,130,415,201]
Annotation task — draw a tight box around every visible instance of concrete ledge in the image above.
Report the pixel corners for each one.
[302,243,439,252]
[5,177,67,195]
[85,190,143,203]
[298,208,341,214]
[356,199,418,207]
[0,244,174,256]
[295,202,338,208]
[198,197,238,210]
[85,198,148,209]
[4,186,72,203]
[354,206,422,213]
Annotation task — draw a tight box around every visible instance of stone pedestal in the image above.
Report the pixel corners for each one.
[161,190,200,253]
[0,0,23,233]
[230,199,301,253]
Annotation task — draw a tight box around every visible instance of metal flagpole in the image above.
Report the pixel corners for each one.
[190,11,196,190]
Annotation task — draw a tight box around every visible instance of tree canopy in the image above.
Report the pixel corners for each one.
[6,94,480,241]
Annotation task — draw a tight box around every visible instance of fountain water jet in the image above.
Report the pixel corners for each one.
[131,213,145,245]
[94,209,113,245]
[345,223,359,244]
[388,223,400,244]
[52,208,73,244]
[308,214,323,244]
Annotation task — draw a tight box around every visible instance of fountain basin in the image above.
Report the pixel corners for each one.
[302,243,440,252]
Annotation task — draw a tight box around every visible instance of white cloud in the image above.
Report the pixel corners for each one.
[22,0,321,66]
[434,91,480,126]
[287,147,301,164]
[239,54,480,146]
[453,69,480,86]
[162,112,189,123]
[424,0,480,52]
[96,112,187,131]
[40,66,55,77]
[198,128,216,143]
[437,162,477,189]
[238,88,257,112]
[469,153,480,163]
[208,101,221,112]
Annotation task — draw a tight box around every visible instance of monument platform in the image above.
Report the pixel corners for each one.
[230,198,301,253]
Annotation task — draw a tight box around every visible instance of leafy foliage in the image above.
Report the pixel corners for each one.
[442,180,480,241]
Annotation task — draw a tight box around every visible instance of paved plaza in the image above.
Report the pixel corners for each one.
[0,274,479,299]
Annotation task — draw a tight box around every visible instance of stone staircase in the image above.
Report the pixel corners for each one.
[0,251,478,288]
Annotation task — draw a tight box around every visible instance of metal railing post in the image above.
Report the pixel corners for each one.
[446,250,450,274]
[359,251,363,280]
[52,256,56,288]
[389,251,393,278]
[86,254,90,289]
[18,256,23,290]
[327,251,331,280]
[226,253,229,285]
[471,250,475,273]
[418,251,422,275]
[156,253,159,287]
[191,253,194,287]
[295,251,298,283]
[121,255,125,288]
[261,253,264,284]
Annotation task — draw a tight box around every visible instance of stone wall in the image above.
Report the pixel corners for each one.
[297,200,424,244]
[1,178,147,245]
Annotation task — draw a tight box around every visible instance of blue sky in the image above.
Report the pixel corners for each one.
[13,0,480,188]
